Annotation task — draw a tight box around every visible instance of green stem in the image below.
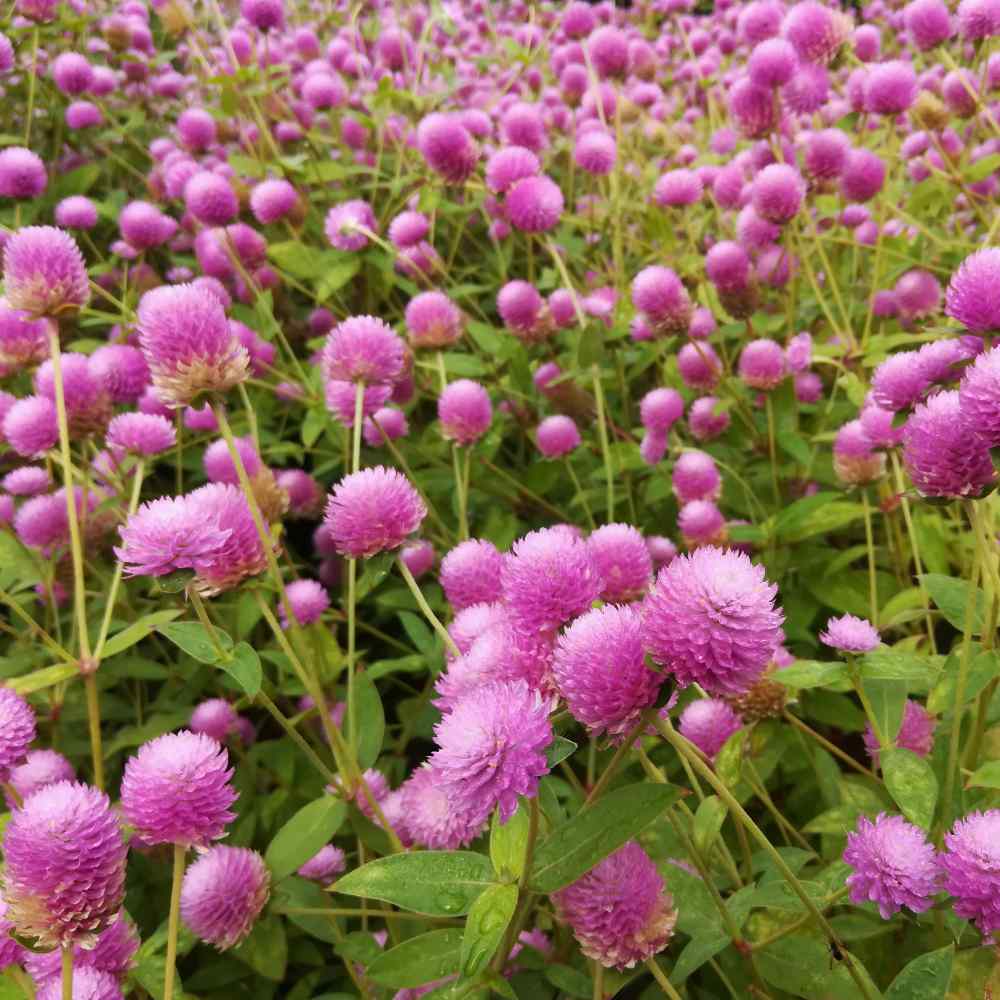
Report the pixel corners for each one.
[0,588,75,664]
[564,458,596,531]
[861,488,878,627]
[764,394,780,506]
[584,709,653,805]
[645,959,684,1000]
[346,382,365,757]
[453,445,469,540]
[163,843,186,1000]
[397,556,460,658]
[782,711,878,780]
[61,944,72,1000]
[591,365,614,523]
[24,27,39,146]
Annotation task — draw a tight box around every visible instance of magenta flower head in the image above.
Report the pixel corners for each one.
[553,841,676,970]
[0,687,36,781]
[429,679,552,825]
[183,172,238,227]
[894,270,941,321]
[870,352,929,413]
[0,299,50,370]
[0,148,46,200]
[643,546,783,696]
[958,0,1000,38]
[574,131,617,176]
[655,168,704,207]
[106,413,176,458]
[903,390,994,498]
[137,284,248,408]
[864,60,918,114]
[840,148,886,202]
[400,764,486,850]
[440,539,504,610]
[417,113,478,184]
[279,578,329,628]
[3,466,49,496]
[820,613,880,653]
[728,77,778,139]
[405,291,463,349]
[705,241,751,293]
[679,698,743,760]
[631,266,693,335]
[486,146,540,195]
[502,526,601,635]
[505,175,564,233]
[322,315,406,385]
[90,344,149,404]
[24,911,138,985]
[751,164,805,225]
[833,420,885,485]
[939,810,1000,934]
[298,844,346,882]
[181,846,270,950]
[739,339,786,390]
[324,466,426,559]
[678,500,727,548]
[36,967,121,1000]
[864,698,936,761]
[803,129,851,180]
[587,523,653,602]
[672,451,722,504]
[748,37,799,88]
[438,379,492,445]
[7,748,73,804]
[782,0,850,62]
[121,730,237,847]
[190,699,237,743]
[249,178,298,225]
[324,199,376,253]
[946,248,1000,334]
[553,604,661,742]
[844,813,939,918]
[960,346,1000,447]
[401,539,435,579]
[905,0,953,47]
[3,781,126,948]
[640,388,684,433]
[537,415,581,458]
[497,280,546,338]
[3,227,89,318]
[363,407,408,447]
[677,342,722,390]
[448,603,508,657]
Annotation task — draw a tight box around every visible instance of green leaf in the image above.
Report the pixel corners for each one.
[881,748,938,829]
[920,574,985,635]
[367,929,464,989]
[775,660,848,689]
[692,796,727,856]
[316,259,362,301]
[223,642,262,697]
[802,804,862,835]
[778,500,865,543]
[233,914,287,981]
[265,797,347,881]
[333,851,495,916]
[100,610,183,660]
[859,649,937,688]
[490,801,531,880]
[9,663,78,695]
[884,945,953,1000]
[398,610,434,654]
[0,534,42,589]
[928,650,1000,714]
[157,621,232,664]
[530,783,681,893]
[460,883,518,978]
[277,877,340,943]
[545,736,577,769]
[714,729,744,788]
[756,935,880,999]
[669,934,729,984]
[967,760,1000,789]
[863,677,908,748]
[967,152,1000,183]
[346,671,384,770]
[545,965,592,999]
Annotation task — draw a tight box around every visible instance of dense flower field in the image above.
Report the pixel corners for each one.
[0,0,999,996]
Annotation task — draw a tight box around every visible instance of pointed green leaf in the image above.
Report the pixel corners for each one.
[490,801,531,880]
[100,609,183,660]
[881,747,938,829]
[367,929,464,989]
[884,945,953,1000]
[265,797,347,881]
[223,642,262,697]
[460,883,518,978]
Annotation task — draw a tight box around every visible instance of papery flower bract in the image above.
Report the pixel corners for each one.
[7,748,73,805]
[405,291,463,348]
[939,810,1000,934]
[448,602,509,656]
[321,315,406,385]
[3,227,89,318]
[0,687,36,781]
[438,379,492,445]
[24,911,138,984]
[587,524,653,602]
[399,764,488,850]
[678,698,743,760]
[820,613,880,653]
[106,412,176,457]
[863,699,936,761]
[959,346,1000,447]
[297,845,345,882]
[324,199,376,252]
[440,539,505,611]
[946,249,1000,334]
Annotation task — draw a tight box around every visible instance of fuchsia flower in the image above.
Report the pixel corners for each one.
[106,413,176,457]
[417,113,478,184]
[297,845,346,883]
[440,539,504,611]
[0,687,36,781]
[399,765,486,850]
[6,748,73,804]
[820,614,880,653]
[947,249,1000,334]
[631,266,693,335]
[672,451,722,504]
[3,227,89,317]
[939,810,1000,934]
[587,524,653,602]
[24,911,138,985]
[679,698,743,760]
[0,300,50,370]
[505,175,564,233]
[322,315,406,385]
[181,846,270,949]
[863,699,936,761]
[438,379,492,444]
[324,200,377,252]
[405,291,463,348]
[36,967,121,1000]
[190,699,238,743]
[0,148,46,199]
[536,415,581,457]
[279,578,330,627]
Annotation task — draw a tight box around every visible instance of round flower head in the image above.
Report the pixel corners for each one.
[36,967,122,1000]
[363,406,408,447]
[89,344,150,404]
[326,380,392,427]
[183,172,239,227]
[106,413,176,458]
[298,844,345,882]
[175,108,216,150]
[181,846,270,950]
[486,146,540,195]
[864,60,917,115]
[121,730,237,847]
[631,266,692,334]
[894,270,942,321]
[275,469,322,517]
[434,626,536,710]
[388,211,429,249]
[958,0,1000,38]
[502,526,601,635]
[324,200,376,253]
[3,781,126,948]
[833,420,886,485]
[672,451,722,504]
[905,0,953,46]
[250,179,298,224]
[553,842,676,970]
[3,227,89,318]
[400,764,487,850]
[417,114,478,184]
[864,699,936,761]
[748,38,799,88]
[870,352,930,413]
[0,148,46,200]
[640,388,684,433]
[405,291,463,349]
[820,613,880,653]
[324,466,426,559]
[903,390,994,498]
[679,698,743,760]
[536,415,581,458]
[678,500,727,548]
[190,699,237,743]
[401,539,435,579]
[14,493,68,551]
[677,342,722,390]
[654,168,703,207]
[322,315,406,385]
[1,466,49,497]
[279,578,329,627]
[739,339,786,390]
[960,346,1000,447]
[439,539,504,611]
[782,0,851,62]
[438,379,491,445]
[841,148,886,202]
[241,0,283,30]
[505,175,564,233]
[202,437,261,485]
[940,810,1000,934]
[119,201,175,251]
[844,813,939,919]
[0,687,36,781]
[642,547,783,696]
[804,128,850,180]
[429,679,552,826]
[751,164,805,224]
[946,249,1000,334]
[0,300,50,369]
[136,284,248,407]
[553,604,661,742]
[705,241,751,293]
[587,524,653,602]
[24,910,139,984]
[574,131,616,176]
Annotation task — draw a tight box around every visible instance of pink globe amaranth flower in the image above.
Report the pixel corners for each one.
[486,146,541,195]
[279,578,329,627]
[553,841,676,971]
[405,291,463,349]
[672,451,721,504]
[363,407,408,447]
[119,201,175,251]
[782,0,851,62]
[905,0,953,47]
[863,699,936,762]
[844,813,940,919]
[0,896,21,970]
[749,37,799,88]
[654,168,703,207]
[90,345,149,404]
[501,526,601,635]
[870,352,930,412]
[0,299,50,370]
[440,539,504,611]
[3,227,89,318]
[803,128,850,180]
[388,211,429,249]
[834,420,886,485]
[640,388,684,433]
[751,164,805,224]
[739,339,786,390]
[24,911,138,984]
[176,108,217,150]
[241,0,282,29]
[587,524,653,603]
[574,131,616,176]
[497,279,548,340]
[401,539,435,579]
[417,113,478,184]
[275,469,323,517]
[3,781,126,948]
[36,967,121,1000]
[105,412,175,458]
[65,102,102,131]
[0,148,46,200]
[728,77,778,138]
[121,730,237,848]
[678,500,727,548]
[647,536,679,570]
[864,60,918,114]
[677,342,722,391]
[785,332,813,374]
[819,613,880,653]
[679,697,743,760]
[203,436,261,485]
[631,266,693,335]
[0,687,36,781]
[326,380,392,427]
[324,466,426,559]
[34,353,109,437]
[893,270,941,321]
[958,0,1000,38]
[438,379,492,445]
[2,465,48,498]
[946,249,1000,334]
[643,546,783,696]
[505,175,564,234]
[250,178,298,224]
[429,679,552,826]
[324,199,376,252]
[940,810,1000,934]
[183,172,239,227]
[434,625,540,711]
[840,148,886,202]
[960,346,1000,447]
[860,403,903,449]
[136,284,249,408]
[553,604,661,742]
[689,308,717,341]
[190,699,237,743]
[903,390,995,498]
[322,315,406,386]
[14,493,67,551]
[446,605,507,660]
[536,415,581,458]
[181,846,269,950]
[705,241,751,293]
[400,764,487,850]
[297,844,345,882]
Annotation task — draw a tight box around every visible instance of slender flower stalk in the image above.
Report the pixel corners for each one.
[397,556,460,658]
[61,945,72,1000]
[163,843,185,1000]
